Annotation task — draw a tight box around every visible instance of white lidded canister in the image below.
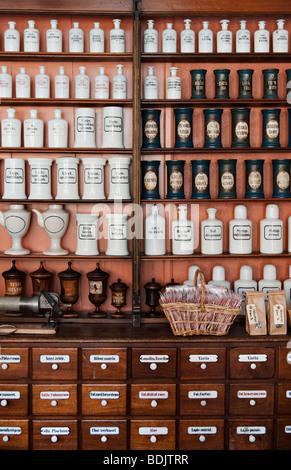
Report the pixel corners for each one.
[102,106,124,148]
[82,157,106,200]
[75,213,99,255]
[3,158,26,200]
[56,156,80,200]
[28,158,53,200]
[74,108,97,148]
[106,213,129,255]
[108,156,131,200]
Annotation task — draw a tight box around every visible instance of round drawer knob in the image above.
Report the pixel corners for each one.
[0,400,8,407]
[52,364,59,370]
[51,435,58,443]
[199,435,206,442]
[249,435,256,443]
[150,435,157,443]
[1,363,8,370]
[150,363,157,370]
[2,435,9,442]
[51,400,58,407]
[200,363,207,370]
[200,400,207,407]
[101,363,107,370]
[250,363,257,370]
[101,400,107,406]
[101,436,107,443]
[249,399,256,406]
[151,399,158,408]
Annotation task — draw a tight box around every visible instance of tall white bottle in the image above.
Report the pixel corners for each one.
[283,265,291,303]
[24,20,39,52]
[198,21,213,53]
[208,266,231,291]
[35,66,50,98]
[229,205,252,254]
[180,19,195,53]
[94,67,109,99]
[236,20,251,53]
[254,21,270,53]
[69,22,84,53]
[16,67,31,98]
[162,23,177,53]
[46,19,62,52]
[110,19,125,53]
[144,205,166,255]
[166,67,181,99]
[171,204,194,255]
[260,204,283,254]
[24,109,44,148]
[143,19,158,53]
[75,66,90,99]
[90,22,104,52]
[201,208,223,254]
[273,19,288,52]
[54,66,69,99]
[144,66,158,99]
[258,264,281,301]
[217,19,232,53]
[234,265,257,299]
[0,66,12,98]
[113,64,127,99]
[48,108,68,148]
[1,108,21,147]
[4,21,20,51]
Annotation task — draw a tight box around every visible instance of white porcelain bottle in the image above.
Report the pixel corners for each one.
[94,67,109,99]
[35,66,50,98]
[254,21,270,53]
[102,106,124,148]
[145,205,166,255]
[4,21,20,51]
[108,156,131,200]
[54,66,70,99]
[162,23,177,53]
[260,204,283,254]
[201,208,223,255]
[229,205,252,254]
[236,20,250,53]
[283,265,291,303]
[56,156,80,200]
[74,108,96,148]
[273,19,288,52]
[144,66,158,99]
[144,19,158,53]
[82,157,106,200]
[75,213,99,255]
[217,19,232,53]
[208,266,231,291]
[24,20,39,52]
[1,108,21,148]
[0,66,12,98]
[28,158,53,200]
[69,22,84,53]
[258,264,281,301]
[90,22,104,52]
[181,19,195,53]
[166,67,181,99]
[288,215,291,252]
[46,19,62,52]
[184,265,201,285]
[113,64,127,99]
[110,19,125,53]
[24,109,44,148]
[234,265,257,314]
[106,213,129,256]
[198,21,213,53]
[16,67,31,98]
[172,204,194,255]
[48,108,68,148]
[75,66,90,99]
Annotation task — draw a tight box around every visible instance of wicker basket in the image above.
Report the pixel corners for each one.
[160,269,241,336]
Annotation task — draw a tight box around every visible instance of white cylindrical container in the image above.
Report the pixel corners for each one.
[75,213,99,255]
[229,205,252,254]
[236,20,250,53]
[3,158,26,200]
[74,108,97,148]
[273,19,288,52]
[75,66,90,99]
[102,106,124,148]
[94,67,109,99]
[217,19,232,53]
[46,19,62,52]
[162,23,177,53]
[201,208,223,255]
[254,21,270,53]
[144,66,158,99]
[171,204,194,255]
[113,64,127,99]
[258,264,281,301]
[166,67,181,99]
[24,20,39,52]
[90,22,104,52]
[4,21,20,51]
[260,204,283,254]
[28,158,53,200]
[184,265,201,285]
[283,265,291,303]
[208,266,231,291]
[1,108,21,148]
[54,66,70,99]
[288,215,291,252]
[234,265,257,314]
[35,65,50,98]
[198,21,213,53]
[82,157,106,200]
[56,156,80,200]
[16,67,31,98]
[23,109,44,148]
[144,205,166,255]
[69,22,84,53]
[48,108,68,148]
[181,19,195,53]
[108,156,131,200]
[110,19,125,53]
[106,213,129,255]
[0,66,12,98]
[144,19,158,53]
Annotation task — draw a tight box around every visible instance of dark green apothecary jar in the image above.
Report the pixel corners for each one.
[244,159,264,199]
[218,159,237,199]
[214,69,230,99]
[141,160,160,200]
[190,69,207,99]
[191,159,211,199]
[288,108,291,147]
[174,108,193,148]
[203,108,223,148]
[286,69,291,100]
[272,159,291,198]
[261,109,280,148]
[237,69,254,99]
[231,108,250,148]
[262,68,279,99]
[141,109,161,149]
[166,160,185,199]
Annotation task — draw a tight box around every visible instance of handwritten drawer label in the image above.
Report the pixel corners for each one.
[40,427,70,435]
[139,427,168,436]
[139,355,169,363]
[90,427,119,435]
[0,355,21,363]
[236,426,266,435]
[40,355,70,363]
[285,426,291,434]
[237,390,267,399]
[40,391,70,399]
[238,354,267,362]
[139,391,168,399]
[286,390,291,398]
[0,426,22,435]
[188,426,217,435]
[89,355,120,364]
[0,391,20,399]
[90,391,119,399]
[188,391,218,399]
[189,354,218,363]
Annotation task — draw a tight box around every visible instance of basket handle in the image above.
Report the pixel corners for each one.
[193,269,206,311]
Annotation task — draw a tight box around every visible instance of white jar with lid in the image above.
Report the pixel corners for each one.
[74,108,97,148]
[236,20,250,53]
[110,19,125,53]
[0,66,12,98]
[144,19,158,53]
[102,106,124,148]
[217,19,232,53]
[181,19,195,53]
[3,158,26,200]
[56,156,80,200]
[234,265,257,314]
[1,108,21,148]
[28,158,53,200]
[208,266,230,291]
[46,19,62,52]
[24,20,39,52]
[69,22,84,53]
[260,204,283,254]
[108,156,131,200]
[16,67,31,98]
[144,66,158,99]
[54,66,69,99]
[258,264,281,301]
[106,213,129,255]
[48,108,68,148]
[183,265,201,285]
[90,22,104,52]
[198,21,213,53]
[166,67,181,99]
[94,67,109,99]
[254,21,269,53]
[82,157,106,200]
[144,205,166,255]
[273,19,288,52]
[35,65,50,98]
[201,208,223,254]
[23,109,44,148]
[162,23,177,53]
[229,205,252,254]
[4,21,20,51]
[75,66,90,99]
[75,213,99,255]
[113,64,127,99]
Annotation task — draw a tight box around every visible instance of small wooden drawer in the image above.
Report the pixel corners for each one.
[277,383,291,414]
[82,384,127,416]
[0,384,28,416]
[276,419,291,450]
[180,348,226,380]
[0,348,29,380]
[32,420,78,450]
[81,348,127,380]
[130,420,176,450]
[180,384,225,416]
[32,384,77,416]
[179,419,225,450]
[278,347,291,379]
[229,347,275,379]
[31,348,78,380]
[229,419,274,450]
[0,419,29,450]
[229,383,274,416]
[131,348,176,378]
[81,420,127,450]
[131,384,176,416]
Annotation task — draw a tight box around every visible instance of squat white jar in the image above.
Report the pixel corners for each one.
[3,158,26,200]
[56,156,80,200]
[75,213,99,255]
[102,106,124,148]
[108,156,131,200]
[74,108,97,148]
[82,157,106,200]
[106,213,129,256]
[28,158,53,200]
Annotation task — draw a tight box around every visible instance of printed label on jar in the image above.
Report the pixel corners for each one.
[235,121,248,140]
[2,123,18,136]
[248,171,262,190]
[144,119,158,141]
[58,168,77,184]
[177,119,191,139]
[112,292,125,306]
[78,223,96,240]
[266,76,277,91]
[84,168,102,184]
[194,172,208,191]
[168,78,181,91]
[232,224,251,240]
[276,170,290,189]
[144,171,157,191]
[221,171,234,190]
[109,224,126,240]
[203,225,222,240]
[5,168,24,184]
[193,76,205,92]
[89,280,103,294]
[5,280,23,295]
[266,119,279,139]
[24,123,41,136]
[104,116,122,133]
[174,226,192,241]
[264,224,282,240]
[31,168,49,184]
[206,121,220,139]
[111,168,129,184]
[144,33,157,45]
[77,116,95,133]
[169,171,183,190]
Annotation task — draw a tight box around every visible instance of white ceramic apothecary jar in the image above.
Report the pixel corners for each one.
[56,156,80,200]
[75,213,99,255]
[74,108,97,148]
[105,213,129,256]
[3,158,26,200]
[108,156,131,200]
[0,204,31,255]
[48,109,68,148]
[32,204,69,255]
[82,157,106,200]
[1,108,21,148]
[28,158,53,200]
[102,106,124,149]
[23,109,44,148]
